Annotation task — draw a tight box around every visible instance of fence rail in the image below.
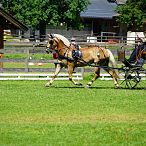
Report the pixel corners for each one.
[4,33,144,45]
[0,73,145,81]
[0,42,85,79]
[0,73,83,80]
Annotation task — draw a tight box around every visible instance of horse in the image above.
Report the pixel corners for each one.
[45,34,119,88]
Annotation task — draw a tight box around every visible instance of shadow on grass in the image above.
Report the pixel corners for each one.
[118,86,146,90]
[45,85,146,90]
[46,85,116,89]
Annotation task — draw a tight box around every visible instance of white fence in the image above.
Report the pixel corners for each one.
[100,73,146,80]
[0,73,83,80]
[0,73,145,81]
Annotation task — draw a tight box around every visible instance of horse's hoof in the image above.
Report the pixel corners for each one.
[45,84,50,87]
[75,82,82,86]
[86,84,90,88]
[115,84,120,89]
[45,83,51,87]
[78,83,82,86]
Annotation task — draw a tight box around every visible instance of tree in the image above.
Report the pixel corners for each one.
[58,0,90,30]
[116,0,146,30]
[1,0,90,31]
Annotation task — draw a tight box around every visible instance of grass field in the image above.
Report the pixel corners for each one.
[0,79,146,146]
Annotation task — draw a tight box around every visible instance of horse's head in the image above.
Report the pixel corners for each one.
[46,34,71,54]
[46,34,59,54]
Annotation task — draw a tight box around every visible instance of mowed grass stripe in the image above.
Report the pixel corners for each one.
[1,113,146,124]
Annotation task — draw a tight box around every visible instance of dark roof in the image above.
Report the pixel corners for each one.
[116,0,127,5]
[0,7,28,31]
[80,0,118,19]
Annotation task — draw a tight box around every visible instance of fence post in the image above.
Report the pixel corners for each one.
[0,53,3,72]
[81,67,84,76]
[25,49,29,72]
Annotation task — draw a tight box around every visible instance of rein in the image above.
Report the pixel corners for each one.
[49,37,120,70]
[57,42,119,70]
[73,46,118,70]
[74,55,121,70]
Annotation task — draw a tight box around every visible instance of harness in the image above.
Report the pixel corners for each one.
[52,38,74,62]
[58,47,74,62]
[48,37,110,68]
[99,46,107,58]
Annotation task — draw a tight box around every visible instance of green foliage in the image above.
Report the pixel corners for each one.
[1,0,90,30]
[116,0,146,30]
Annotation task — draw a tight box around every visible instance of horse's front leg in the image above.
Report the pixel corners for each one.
[68,63,82,86]
[86,67,100,88]
[45,63,63,87]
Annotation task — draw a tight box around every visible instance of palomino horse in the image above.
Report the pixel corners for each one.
[45,34,119,88]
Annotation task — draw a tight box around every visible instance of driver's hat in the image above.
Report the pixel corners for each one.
[141,37,146,43]
[71,37,76,41]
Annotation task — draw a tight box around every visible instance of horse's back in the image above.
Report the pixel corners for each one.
[80,46,109,59]
[80,46,97,58]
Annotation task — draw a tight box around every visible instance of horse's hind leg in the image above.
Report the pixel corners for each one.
[45,63,63,87]
[86,67,100,88]
[104,69,119,88]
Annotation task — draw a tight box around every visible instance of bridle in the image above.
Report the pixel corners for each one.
[46,37,73,60]
[46,38,58,54]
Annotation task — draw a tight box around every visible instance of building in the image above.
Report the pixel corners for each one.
[0,7,28,49]
[80,0,120,36]
[0,7,28,67]
[46,0,126,40]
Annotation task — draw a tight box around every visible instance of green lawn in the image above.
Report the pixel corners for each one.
[0,80,146,146]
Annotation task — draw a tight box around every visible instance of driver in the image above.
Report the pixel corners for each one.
[70,37,81,50]
[128,35,146,65]
[70,37,82,59]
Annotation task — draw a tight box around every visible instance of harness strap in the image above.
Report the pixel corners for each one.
[98,46,107,58]
[58,55,74,62]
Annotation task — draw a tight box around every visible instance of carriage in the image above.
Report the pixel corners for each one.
[117,43,146,89]
[45,34,146,89]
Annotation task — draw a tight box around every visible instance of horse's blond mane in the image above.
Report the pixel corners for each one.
[54,34,70,47]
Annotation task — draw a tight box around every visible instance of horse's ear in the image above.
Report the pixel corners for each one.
[47,34,51,38]
[47,34,54,39]
[50,33,54,39]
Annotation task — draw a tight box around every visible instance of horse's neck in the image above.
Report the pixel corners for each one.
[70,44,76,50]
[58,41,69,55]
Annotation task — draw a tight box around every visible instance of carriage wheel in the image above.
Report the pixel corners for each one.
[125,68,141,89]
[136,67,146,89]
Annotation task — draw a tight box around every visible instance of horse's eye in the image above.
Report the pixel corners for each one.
[49,40,53,45]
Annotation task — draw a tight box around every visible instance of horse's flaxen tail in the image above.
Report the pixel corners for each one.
[107,49,119,78]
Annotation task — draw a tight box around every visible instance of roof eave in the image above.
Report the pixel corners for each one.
[81,16,114,19]
[0,7,28,31]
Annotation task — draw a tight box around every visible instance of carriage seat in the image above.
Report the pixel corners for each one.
[117,47,144,68]
[122,58,144,68]
[122,59,134,68]
[141,50,146,60]
[117,49,133,67]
